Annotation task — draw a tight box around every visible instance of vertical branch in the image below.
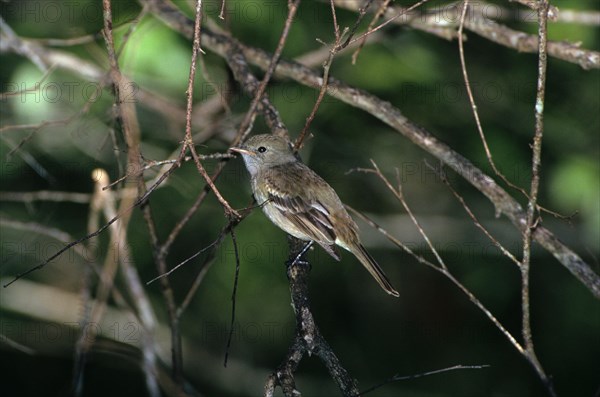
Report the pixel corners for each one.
[522,0,547,357]
[294,28,347,151]
[520,1,555,396]
[101,2,160,395]
[72,169,106,396]
[184,0,239,218]
[265,236,359,396]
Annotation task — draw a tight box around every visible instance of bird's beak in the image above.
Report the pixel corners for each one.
[230,147,255,156]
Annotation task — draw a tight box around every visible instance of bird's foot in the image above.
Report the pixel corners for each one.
[286,241,313,269]
[286,258,311,269]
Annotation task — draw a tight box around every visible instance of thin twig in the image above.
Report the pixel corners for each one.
[175,208,252,317]
[360,364,490,395]
[352,0,391,64]
[353,158,557,394]
[351,162,447,270]
[223,227,241,367]
[346,206,526,360]
[295,0,380,149]
[330,0,340,40]
[294,26,348,151]
[184,0,238,218]
[3,212,118,287]
[146,239,219,285]
[0,218,140,320]
[426,161,521,266]
[102,157,190,191]
[346,0,431,47]
[458,1,529,199]
[339,0,374,49]
[294,31,384,67]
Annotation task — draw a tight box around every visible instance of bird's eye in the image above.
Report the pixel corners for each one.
[257,146,267,153]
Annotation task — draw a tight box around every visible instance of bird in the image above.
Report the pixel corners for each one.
[230,134,399,297]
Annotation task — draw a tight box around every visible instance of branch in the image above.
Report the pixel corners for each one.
[464,7,599,70]
[331,0,600,70]
[458,2,530,199]
[265,236,359,397]
[183,0,239,219]
[0,15,48,71]
[101,2,160,396]
[517,2,556,396]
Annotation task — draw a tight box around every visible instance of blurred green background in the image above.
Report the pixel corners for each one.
[1,0,599,396]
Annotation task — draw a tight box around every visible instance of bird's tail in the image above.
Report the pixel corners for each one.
[353,244,399,297]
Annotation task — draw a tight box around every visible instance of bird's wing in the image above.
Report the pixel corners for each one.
[263,170,341,260]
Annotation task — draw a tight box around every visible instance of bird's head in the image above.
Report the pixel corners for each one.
[230,134,297,176]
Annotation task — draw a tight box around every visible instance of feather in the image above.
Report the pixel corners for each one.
[261,165,343,260]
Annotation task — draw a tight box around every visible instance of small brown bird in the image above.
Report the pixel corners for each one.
[230,134,399,297]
